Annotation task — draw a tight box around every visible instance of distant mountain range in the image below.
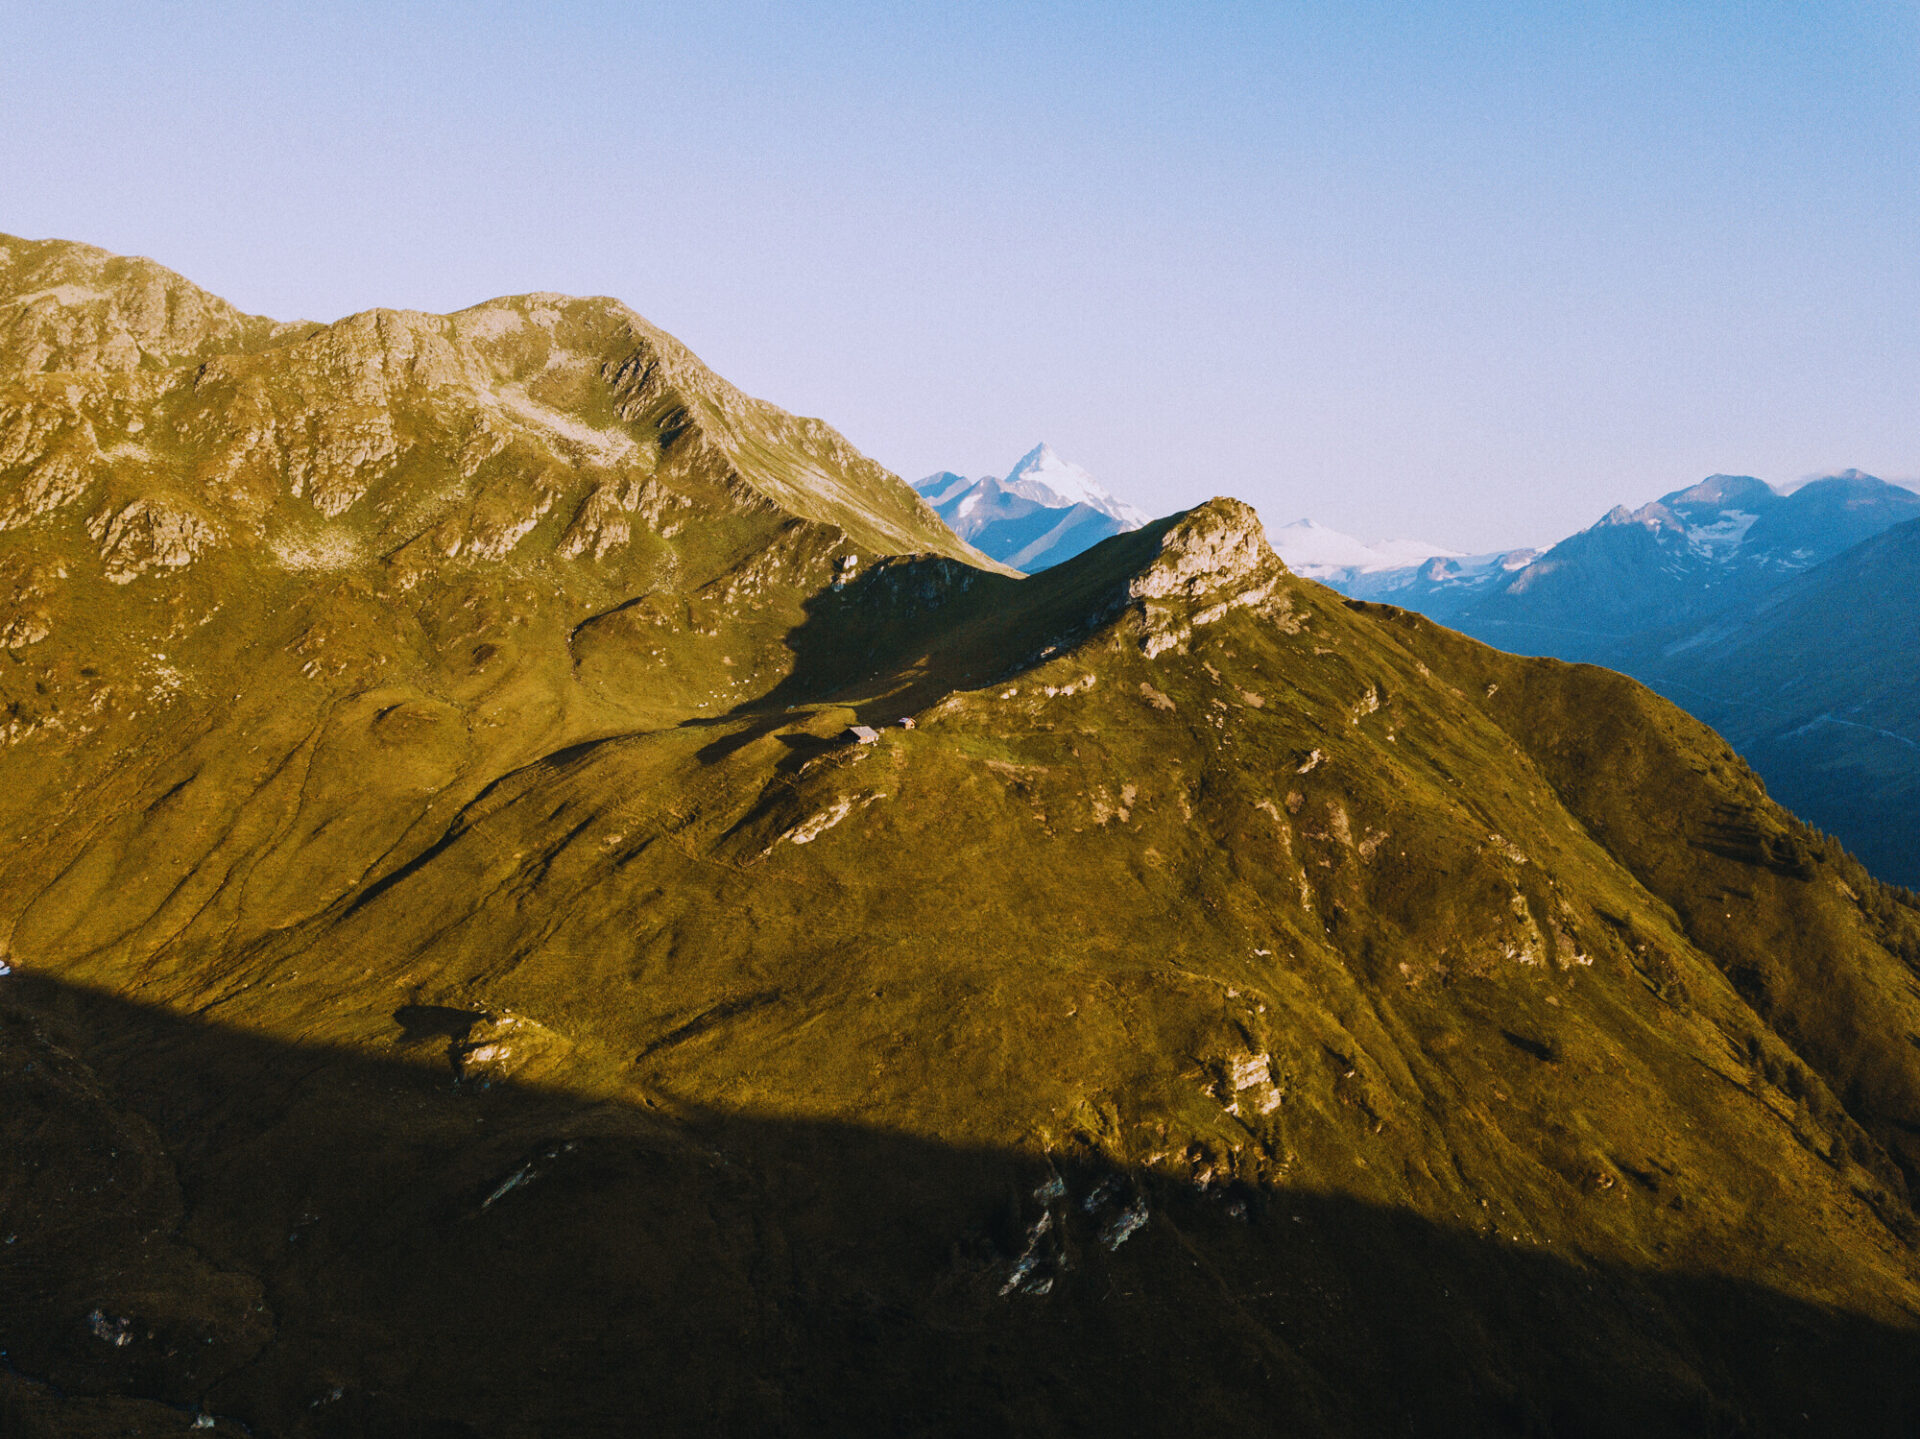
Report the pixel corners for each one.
[1299,471,1920,883]
[914,444,1149,572]
[1307,470,1920,641]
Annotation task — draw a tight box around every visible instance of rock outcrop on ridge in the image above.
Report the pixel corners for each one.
[2,237,1919,1437]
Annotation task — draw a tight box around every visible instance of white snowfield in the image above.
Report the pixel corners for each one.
[1267,517,1460,581]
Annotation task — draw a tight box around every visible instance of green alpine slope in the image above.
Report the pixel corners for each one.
[2,239,1919,1437]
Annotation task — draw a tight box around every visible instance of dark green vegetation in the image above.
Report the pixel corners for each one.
[4,236,1920,1436]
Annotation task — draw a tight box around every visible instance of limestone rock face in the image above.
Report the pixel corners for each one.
[88,499,217,582]
[557,475,690,559]
[1127,498,1294,656]
[1129,496,1282,603]
[451,1013,573,1085]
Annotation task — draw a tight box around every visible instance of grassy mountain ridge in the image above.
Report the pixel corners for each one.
[3,244,1920,1434]
[0,233,306,376]
[0,231,990,575]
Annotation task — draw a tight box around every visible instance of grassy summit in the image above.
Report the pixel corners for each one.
[3,237,1919,1436]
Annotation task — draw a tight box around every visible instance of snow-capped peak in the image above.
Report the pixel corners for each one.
[999,444,1150,527]
[913,444,1152,573]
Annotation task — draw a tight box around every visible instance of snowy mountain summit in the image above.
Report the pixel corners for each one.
[915,444,1150,572]
[997,444,1150,526]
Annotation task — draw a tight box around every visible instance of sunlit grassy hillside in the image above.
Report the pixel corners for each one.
[3,238,1918,1437]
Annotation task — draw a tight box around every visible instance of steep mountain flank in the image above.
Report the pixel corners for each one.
[3,245,1920,1436]
[1630,516,1920,885]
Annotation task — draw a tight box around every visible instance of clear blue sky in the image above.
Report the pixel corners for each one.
[4,2,1914,549]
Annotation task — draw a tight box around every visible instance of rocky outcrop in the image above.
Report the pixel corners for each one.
[558,475,691,559]
[0,402,102,530]
[86,499,217,582]
[1128,498,1298,656]
[1129,497,1283,603]
[0,234,294,377]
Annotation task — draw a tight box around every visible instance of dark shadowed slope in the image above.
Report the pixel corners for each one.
[6,974,1918,1439]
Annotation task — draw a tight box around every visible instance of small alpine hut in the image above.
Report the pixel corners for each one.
[844,725,881,745]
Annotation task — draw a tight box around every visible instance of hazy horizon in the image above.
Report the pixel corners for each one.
[4,2,1914,552]
[910,446,1920,551]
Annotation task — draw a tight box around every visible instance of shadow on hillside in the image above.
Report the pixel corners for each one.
[744,524,1174,723]
[4,972,1918,1439]
[747,556,1021,715]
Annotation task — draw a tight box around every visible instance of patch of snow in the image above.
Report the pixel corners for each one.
[1685,509,1760,552]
